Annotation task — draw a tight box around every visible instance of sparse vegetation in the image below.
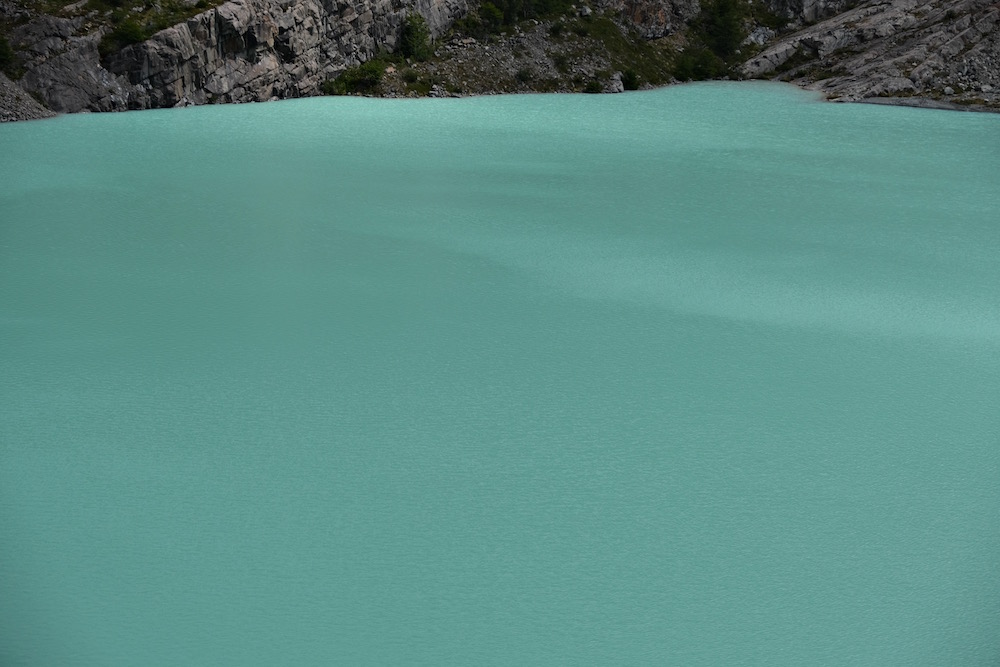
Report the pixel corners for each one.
[87,0,224,57]
[575,17,673,87]
[673,44,728,81]
[953,96,988,106]
[322,60,386,95]
[673,0,750,81]
[398,8,682,96]
[749,0,787,31]
[798,63,848,80]
[699,0,746,60]
[100,19,150,55]
[490,0,575,25]
[0,35,18,78]
[451,0,573,39]
[621,68,639,90]
[27,89,48,107]
[399,14,432,61]
[771,46,820,80]
[5,0,997,114]
[450,2,504,39]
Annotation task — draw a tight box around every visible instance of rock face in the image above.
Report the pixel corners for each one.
[5,0,471,113]
[594,0,700,38]
[14,14,130,113]
[2,0,998,118]
[766,0,854,23]
[744,0,1000,108]
[0,71,55,121]
[375,17,662,97]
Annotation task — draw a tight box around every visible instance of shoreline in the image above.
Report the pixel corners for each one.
[6,79,999,124]
[851,96,1000,114]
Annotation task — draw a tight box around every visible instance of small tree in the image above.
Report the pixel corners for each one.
[322,60,385,95]
[400,14,432,61]
[478,3,504,32]
[621,69,639,90]
[0,36,16,77]
[700,0,746,62]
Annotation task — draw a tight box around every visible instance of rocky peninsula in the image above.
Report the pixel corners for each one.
[0,0,997,121]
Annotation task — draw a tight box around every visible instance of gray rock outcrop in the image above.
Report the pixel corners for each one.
[0,71,55,121]
[744,0,1000,108]
[2,0,998,118]
[15,14,130,112]
[766,0,854,23]
[4,0,470,113]
[594,0,700,38]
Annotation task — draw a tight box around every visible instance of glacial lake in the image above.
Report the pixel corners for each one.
[1,82,999,665]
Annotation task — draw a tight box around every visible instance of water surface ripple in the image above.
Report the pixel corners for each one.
[1,83,999,665]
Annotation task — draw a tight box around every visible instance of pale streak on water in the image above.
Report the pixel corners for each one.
[1,83,999,665]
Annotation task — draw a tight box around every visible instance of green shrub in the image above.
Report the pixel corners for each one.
[681,0,748,71]
[99,18,150,56]
[621,68,639,90]
[449,2,507,39]
[682,46,727,79]
[114,19,149,44]
[91,0,222,57]
[515,67,533,83]
[451,14,483,39]
[673,44,727,80]
[772,45,815,74]
[749,0,786,30]
[405,77,432,96]
[459,0,574,30]
[577,18,674,87]
[583,79,602,93]
[0,36,16,77]
[699,0,745,61]
[322,60,385,95]
[670,0,748,81]
[478,2,504,31]
[399,14,432,61]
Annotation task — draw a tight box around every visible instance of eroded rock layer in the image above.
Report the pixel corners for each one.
[744,0,1000,108]
[4,0,470,113]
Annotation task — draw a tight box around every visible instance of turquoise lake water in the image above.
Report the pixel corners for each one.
[1,82,999,664]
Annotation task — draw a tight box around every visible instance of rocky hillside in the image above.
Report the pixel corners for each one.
[0,0,471,117]
[744,0,1000,110]
[345,12,681,98]
[0,0,998,120]
[0,70,49,119]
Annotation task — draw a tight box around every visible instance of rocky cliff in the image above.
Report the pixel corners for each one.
[743,0,999,109]
[1,0,998,120]
[1,0,470,116]
[593,0,699,38]
[0,69,54,120]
